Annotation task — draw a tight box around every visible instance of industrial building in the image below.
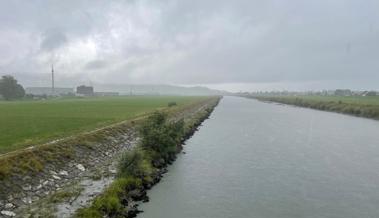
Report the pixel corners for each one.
[76,85,94,96]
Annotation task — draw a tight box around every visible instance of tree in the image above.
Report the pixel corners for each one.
[366,91,377,96]
[0,75,25,100]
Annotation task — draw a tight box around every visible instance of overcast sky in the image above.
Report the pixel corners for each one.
[0,0,378,91]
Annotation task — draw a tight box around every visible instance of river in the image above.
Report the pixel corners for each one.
[139,96,379,218]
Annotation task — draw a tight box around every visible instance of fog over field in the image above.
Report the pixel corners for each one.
[0,0,378,91]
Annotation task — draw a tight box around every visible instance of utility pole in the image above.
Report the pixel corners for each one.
[51,64,55,95]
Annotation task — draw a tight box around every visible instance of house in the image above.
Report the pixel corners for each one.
[76,85,94,96]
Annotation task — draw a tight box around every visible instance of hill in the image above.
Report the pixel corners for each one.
[94,84,227,96]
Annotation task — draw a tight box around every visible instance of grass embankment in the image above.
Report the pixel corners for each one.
[252,95,379,119]
[0,96,207,153]
[76,98,220,218]
[0,97,213,181]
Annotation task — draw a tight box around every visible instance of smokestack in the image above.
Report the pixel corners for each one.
[51,64,55,95]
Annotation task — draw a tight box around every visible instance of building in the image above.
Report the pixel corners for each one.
[25,87,74,96]
[362,91,377,96]
[76,85,94,96]
[334,89,352,96]
[94,92,119,96]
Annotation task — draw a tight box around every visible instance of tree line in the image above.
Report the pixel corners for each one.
[0,75,25,100]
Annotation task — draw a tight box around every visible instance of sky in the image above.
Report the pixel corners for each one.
[0,0,378,92]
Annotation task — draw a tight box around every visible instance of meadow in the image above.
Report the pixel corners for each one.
[0,96,206,153]
[252,95,379,120]
[284,95,379,105]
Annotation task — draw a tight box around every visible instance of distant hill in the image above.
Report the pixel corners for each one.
[93,84,227,96]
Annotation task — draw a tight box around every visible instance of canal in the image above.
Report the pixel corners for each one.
[139,96,379,218]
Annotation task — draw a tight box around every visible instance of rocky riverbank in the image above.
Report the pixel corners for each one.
[0,97,220,217]
[1,126,138,218]
[75,97,221,218]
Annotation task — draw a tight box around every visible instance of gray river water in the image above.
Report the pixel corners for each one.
[139,96,379,218]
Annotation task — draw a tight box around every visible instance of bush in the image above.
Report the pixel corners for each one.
[76,177,142,217]
[168,101,177,107]
[117,149,153,180]
[76,208,102,218]
[139,111,184,159]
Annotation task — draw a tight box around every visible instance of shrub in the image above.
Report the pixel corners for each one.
[139,111,184,160]
[117,149,153,180]
[168,101,177,107]
[76,208,102,218]
[94,195,121,215]
[76,177,143,217]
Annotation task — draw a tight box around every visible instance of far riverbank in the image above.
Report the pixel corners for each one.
[245,95,379,120]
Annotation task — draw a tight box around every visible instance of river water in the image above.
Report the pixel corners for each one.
[139,96,379,218]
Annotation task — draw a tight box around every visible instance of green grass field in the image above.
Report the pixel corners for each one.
[0,96,206,153]
[279,95,379,106]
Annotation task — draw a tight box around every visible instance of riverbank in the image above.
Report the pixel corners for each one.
[0,96,220,217]
[75,97,220,218]
[248,95,379,120]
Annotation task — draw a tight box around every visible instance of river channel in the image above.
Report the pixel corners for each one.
[139,96,379,218]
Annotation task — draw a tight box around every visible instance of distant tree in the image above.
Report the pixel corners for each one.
[334,89,352,96]
[0,75,25,100]
[366,91,377,96]
[167,101,177,107]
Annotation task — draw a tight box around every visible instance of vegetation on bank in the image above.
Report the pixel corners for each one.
[0,96,207,153]
[75,99,219,218]
[251,95,379,119]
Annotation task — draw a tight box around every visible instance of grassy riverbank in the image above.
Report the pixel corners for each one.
[0,96,219,217]
[76,98,220,218]
[0,96,207,153]
[250,95,379,119]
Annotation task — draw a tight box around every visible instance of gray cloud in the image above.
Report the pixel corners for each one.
[85,60,108,70]
[40,30,67,51]
[0,0,378,90]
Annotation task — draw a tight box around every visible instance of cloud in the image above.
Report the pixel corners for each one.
[0,0,378,90]
[85,60,108,70]
[40,30,67,51]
